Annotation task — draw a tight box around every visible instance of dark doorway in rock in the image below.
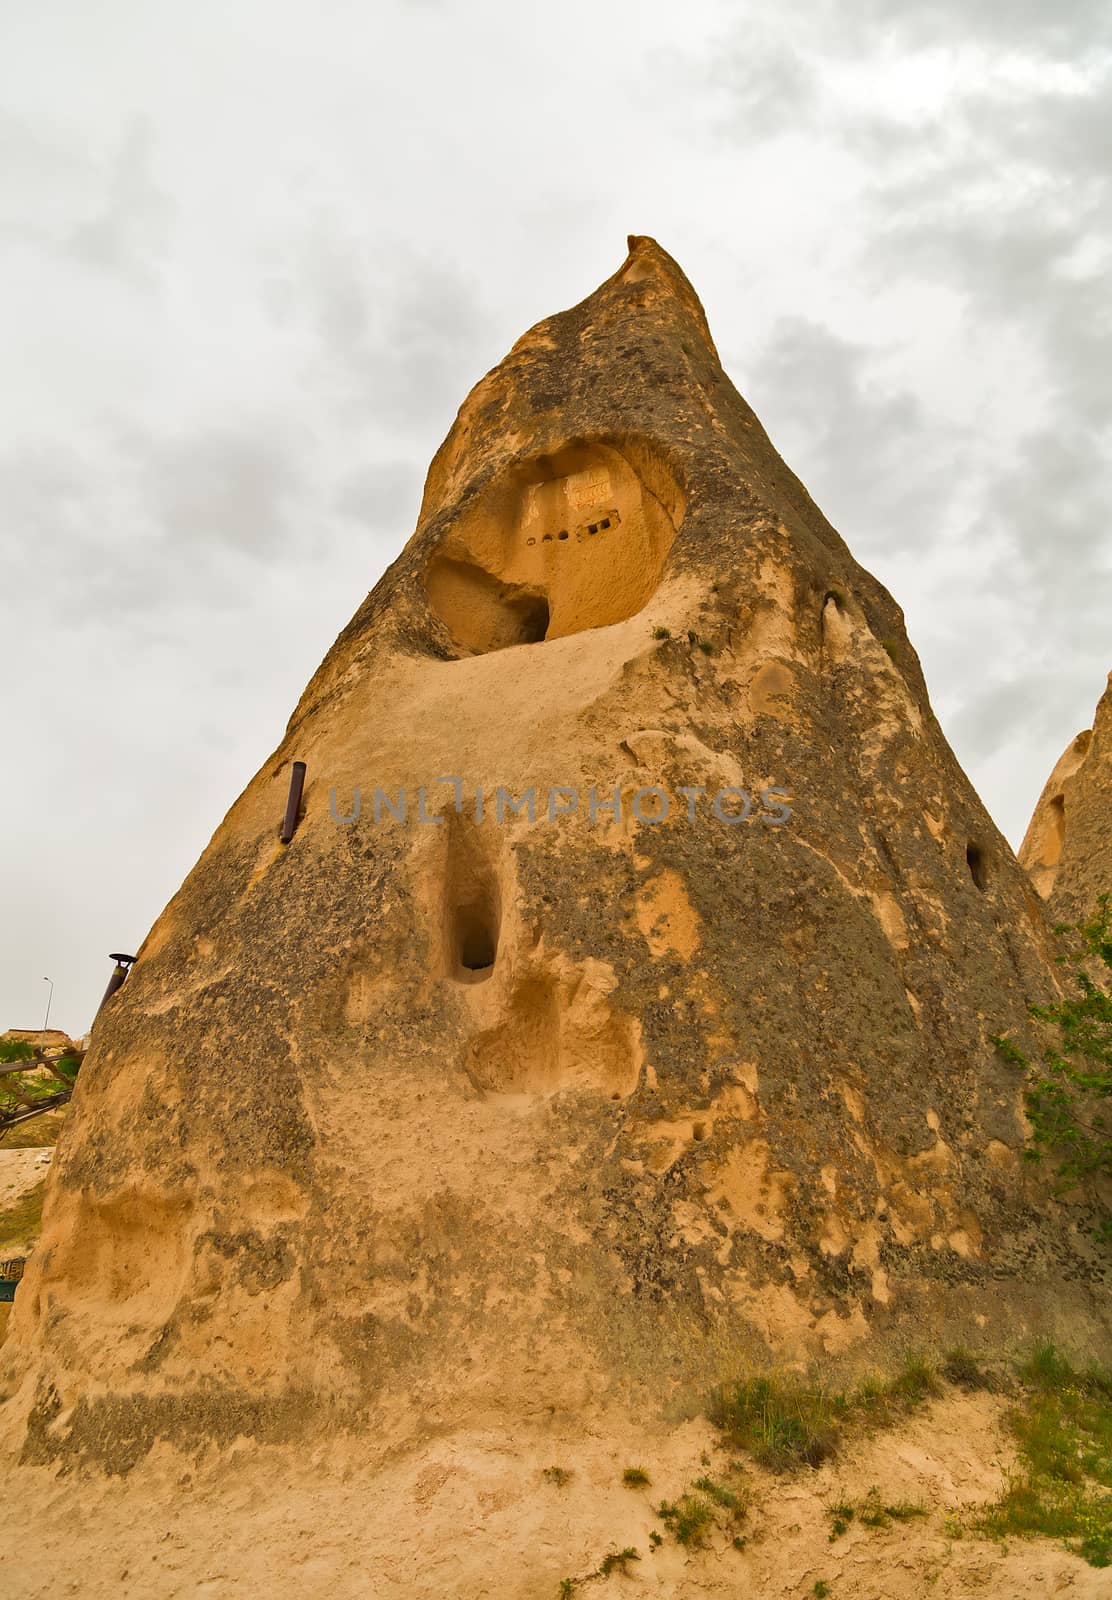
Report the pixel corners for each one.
[444,819,502,984]
[458,904,497,976]
[514,592,550,644]
[966,841,989,891]
[1047,794,1066,864]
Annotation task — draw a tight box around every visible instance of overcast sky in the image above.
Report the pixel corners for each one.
[2,1,1109,1036]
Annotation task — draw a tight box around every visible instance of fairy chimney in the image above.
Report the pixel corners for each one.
[1020,672,1112,924]
[3,237,1107,1477]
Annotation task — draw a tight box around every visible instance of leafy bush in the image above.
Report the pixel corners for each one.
[1,1038,79,1130]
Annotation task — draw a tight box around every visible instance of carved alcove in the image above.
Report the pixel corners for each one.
[424,439,685,654]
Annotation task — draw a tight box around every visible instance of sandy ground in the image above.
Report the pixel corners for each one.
[0,1142,52,1378]
[0,1146,52,1216]
[2,1389,1104,1599]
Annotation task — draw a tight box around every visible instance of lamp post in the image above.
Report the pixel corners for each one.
[41,976,53,1055]
[95,953,137,1020]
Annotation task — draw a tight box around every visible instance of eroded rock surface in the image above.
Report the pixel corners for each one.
[2,238,1107,1482]
[1020,672,1112,923]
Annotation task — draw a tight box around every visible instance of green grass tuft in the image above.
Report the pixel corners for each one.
[621,1465,651,1488]
[975,1343,1112,1568]
[826,1500,854,1539]
[888,1353,942,1407]
[853,1354,941,1426]
[860,1487,926,1528]
[707,1373,848,1470]
[886,1502,930,1521]
[941,1347,995,1391]
[692,1474,746,1518]
[559,1543,641,1593]
[656,1493,716,1547]
[1019,1339,1076,1391]
[595,1548,639,1577]
[654,1471,749,1550]
[709,1354,943,1472]
[827,1489,926,1536]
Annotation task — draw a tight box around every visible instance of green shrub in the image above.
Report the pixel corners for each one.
[656,1493,716,1546]
[975,1342,1112,1568]
[993,893,1112,1241]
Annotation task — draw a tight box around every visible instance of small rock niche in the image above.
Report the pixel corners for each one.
[444,819,501,984]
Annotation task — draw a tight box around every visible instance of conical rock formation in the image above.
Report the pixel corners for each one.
[3,239,1108,1487]
[1020,672,1112,923]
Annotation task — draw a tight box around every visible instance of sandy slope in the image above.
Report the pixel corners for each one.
[0,1147,52,1216]
[3,1390,1103,1599]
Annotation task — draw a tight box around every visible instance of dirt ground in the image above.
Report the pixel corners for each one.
[1,1120,1102,1597]
[0,1133,55,1369]
[0,1146,52,1216]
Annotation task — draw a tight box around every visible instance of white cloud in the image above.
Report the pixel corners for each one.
[1,0,1108,1030]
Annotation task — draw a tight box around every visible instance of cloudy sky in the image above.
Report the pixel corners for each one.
[2,1,1109,1035]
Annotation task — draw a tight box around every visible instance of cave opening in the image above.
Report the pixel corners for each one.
[423,439,684,656]
[966,841,989,892]
[457,903,497,976]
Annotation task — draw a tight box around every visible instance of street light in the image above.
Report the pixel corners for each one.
[41,976,53,1055]
[95,953,137,1020]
